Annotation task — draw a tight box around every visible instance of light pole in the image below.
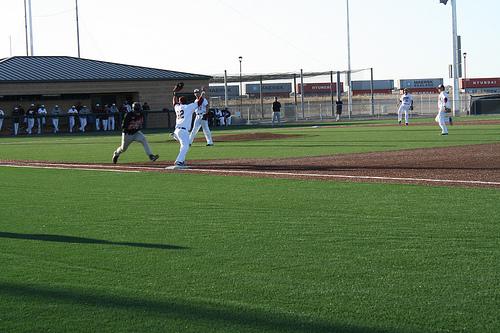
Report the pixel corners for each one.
[75,0,81,57]
[346,0,353,119]
[27,0,34,56]
[24,0,29,56]
[440,0,460,116]
[238,56,243,114]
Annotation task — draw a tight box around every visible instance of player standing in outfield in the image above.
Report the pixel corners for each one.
[112,102,159,164]
[397,88,413,126]
[189,88,213,146]
[435,84,450,135]
[167,83,204,169]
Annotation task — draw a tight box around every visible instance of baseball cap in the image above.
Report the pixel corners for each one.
[194,89,200,93]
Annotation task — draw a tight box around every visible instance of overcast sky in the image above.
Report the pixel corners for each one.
[1,0,499,84]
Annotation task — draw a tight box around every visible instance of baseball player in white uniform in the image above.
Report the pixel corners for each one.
[67,106,78,133]
[50,105,61,133]
[37,105,47,134]
[189,88,213,146]
[435,84,450,135]
[0,107,4,133]
[167,83,204,169]
[397,88,413,126]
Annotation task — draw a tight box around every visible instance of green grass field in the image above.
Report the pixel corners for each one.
[1,117,499,333]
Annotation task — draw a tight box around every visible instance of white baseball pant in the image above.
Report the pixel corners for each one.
[397,105,410,124]
[52,118,59,133]
[189,114,213,145]
[174,127,190,163]
[27,118,34,134]
[69,116,75,132]
[435,111,448,134]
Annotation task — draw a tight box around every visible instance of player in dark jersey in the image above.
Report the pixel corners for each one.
[112,102,159,164]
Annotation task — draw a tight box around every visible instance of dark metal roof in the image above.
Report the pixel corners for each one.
[0,56,211,83]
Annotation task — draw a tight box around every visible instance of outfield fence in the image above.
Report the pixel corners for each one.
[210,93,499,124]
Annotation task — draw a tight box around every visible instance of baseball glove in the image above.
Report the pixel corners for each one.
[445,107,452,113]
[173,82,184,93]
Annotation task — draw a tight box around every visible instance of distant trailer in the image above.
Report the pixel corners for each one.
[246,83,292,98]
[399,78,443,94]
[296,82,344,95]
[351,79,394,95]
[208,85,240,98]
[352,89,393,96]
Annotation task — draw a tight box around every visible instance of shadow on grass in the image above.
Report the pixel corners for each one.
[0,282,420,333]
[0,232,187,250]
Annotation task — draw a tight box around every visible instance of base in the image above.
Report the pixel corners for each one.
[165,165,189,170]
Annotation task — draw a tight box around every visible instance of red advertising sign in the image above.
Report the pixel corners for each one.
[297,82,344,94]
[460,78,500,89]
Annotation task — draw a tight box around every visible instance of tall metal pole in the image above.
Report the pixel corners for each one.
[300,69,305,119]
[370,68,375,116]
[259,76,264,119]
[24,0,29,56]
[451,0,460,116]
[9,35,13,57]
[238,56,242,115]
[27,0,34,56]
[330,71,335,116]
[346,0,353,119]
[463,52,467,83]
[224,70,228,108]
[75,0,81,58]
[293,74,297,106]
[463,52,467,114]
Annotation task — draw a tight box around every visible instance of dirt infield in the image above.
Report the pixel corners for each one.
[2,142,499,189]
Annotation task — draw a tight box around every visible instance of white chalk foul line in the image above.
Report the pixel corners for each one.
[1,162,499,186]
[0,163,140,173]
[186,168,500,186]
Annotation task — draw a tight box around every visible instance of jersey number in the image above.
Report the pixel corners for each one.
[176,110,184,120]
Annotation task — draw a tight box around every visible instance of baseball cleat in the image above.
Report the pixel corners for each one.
[112,153,119,164]
[165,161,188,170]
[169,132,178,142]
[149,154,159,162]
[206,143,214,146]
[441,133,449,136]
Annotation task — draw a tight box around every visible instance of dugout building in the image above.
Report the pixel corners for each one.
[0,56,211,128]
